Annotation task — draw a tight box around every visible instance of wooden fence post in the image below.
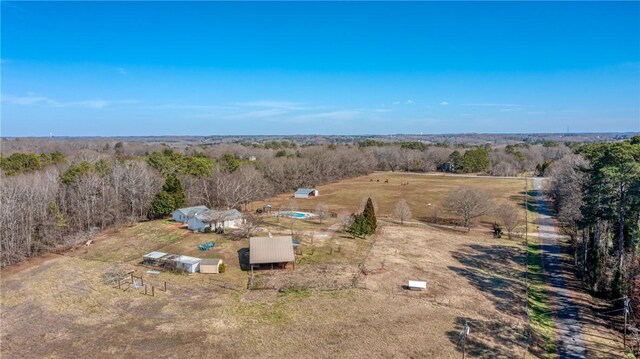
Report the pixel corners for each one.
[144,284,147,295]
[152,286,155,297]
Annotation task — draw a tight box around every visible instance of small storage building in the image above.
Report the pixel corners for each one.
[187,209,244,232]
[249,236,295,270]
[200,258,223,274]
[294,188,318,199]
[175,255,202,273]
[172,205,209,223]
[406,280,427,290]
[143,251,168,266]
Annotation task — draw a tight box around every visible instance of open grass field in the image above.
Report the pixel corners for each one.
[250,172,528,224]
[1,172,538,358]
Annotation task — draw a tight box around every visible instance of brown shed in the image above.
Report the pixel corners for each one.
[249,236,295,269]
[200,258,223,274]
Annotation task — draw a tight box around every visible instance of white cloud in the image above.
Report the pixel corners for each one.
[392,101,401,105]
[498,108,524,112]
[294,110,363,121]
[440,101,449,106]
[116,67,128,75]
[232,100,309,111]
[222,109,290,120]
[1,94,136,109]
[405,99,414,104]
[463,103,532,107]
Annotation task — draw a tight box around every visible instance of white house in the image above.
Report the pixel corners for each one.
[171,205,209,223]
[187,209,244,232]
[294,188,319,199]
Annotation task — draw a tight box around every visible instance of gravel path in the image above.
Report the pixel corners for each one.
[533,178,588,358]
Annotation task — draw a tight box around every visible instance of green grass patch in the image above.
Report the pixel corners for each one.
[527,240,556,356]
[277,288,311,299]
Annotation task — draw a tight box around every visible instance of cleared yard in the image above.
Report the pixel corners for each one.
[1,172,532,358]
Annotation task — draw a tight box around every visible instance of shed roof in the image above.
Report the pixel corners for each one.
[177,255,202,265]
[200,258,222,265]
[407,280,427,289]
[173,205,208,216]
[249,236,295,264]
[295,188,316,195]
[143,251,168,259]
[195,209,243,223]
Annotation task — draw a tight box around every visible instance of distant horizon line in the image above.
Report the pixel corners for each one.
[2,131,639,139]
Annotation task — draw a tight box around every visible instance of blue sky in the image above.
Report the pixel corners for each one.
[1,1,639,136]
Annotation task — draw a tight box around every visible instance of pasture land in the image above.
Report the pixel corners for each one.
[2,173,534,358]
[250,171,528,224]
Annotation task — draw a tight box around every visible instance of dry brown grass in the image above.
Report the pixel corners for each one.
[250,172,528,225]
[2,172,537,358]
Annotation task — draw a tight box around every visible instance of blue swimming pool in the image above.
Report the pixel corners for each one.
[276,211,315,219]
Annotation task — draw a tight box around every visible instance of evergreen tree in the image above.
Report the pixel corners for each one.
[148,174,186,219]
[363,197,377,233]
[348,213,371,238]
[462,147,490,173]
[148,191,176,219]
[447,151,463,172]
[163,174,186,208]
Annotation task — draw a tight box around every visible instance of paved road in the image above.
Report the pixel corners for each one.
[533,178,588,358]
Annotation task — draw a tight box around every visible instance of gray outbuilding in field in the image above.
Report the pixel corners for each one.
[294,188,318,199]
[142,251,168,266]
[200,258,223,274]
[249,236,295,270]
[171,205,209,223]
[175,255,202,273]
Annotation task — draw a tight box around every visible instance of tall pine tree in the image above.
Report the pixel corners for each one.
[148,174,186,219]
[363,197,377,232]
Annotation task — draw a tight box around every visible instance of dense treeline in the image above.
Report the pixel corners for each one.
[0,136,602,267]
[0,151,66,175]
[0,144,374,267]
[549,136,640,301]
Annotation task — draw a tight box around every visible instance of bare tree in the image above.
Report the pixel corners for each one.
[394,199,412,225]
[496,204,523,238]
[234,213,262,239]
[336,211,354,232]
[443,187,495,228]
[315,203,329,223]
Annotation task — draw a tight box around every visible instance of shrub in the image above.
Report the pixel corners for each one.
[218,262,227,273]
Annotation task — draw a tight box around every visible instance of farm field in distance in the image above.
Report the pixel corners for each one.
[1,173,532,358]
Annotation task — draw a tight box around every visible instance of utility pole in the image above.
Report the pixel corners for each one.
[459,320,470,359]
[625,297,630,349]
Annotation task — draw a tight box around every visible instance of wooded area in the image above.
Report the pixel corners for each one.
[548,136,640,311]
[0,136,631,268]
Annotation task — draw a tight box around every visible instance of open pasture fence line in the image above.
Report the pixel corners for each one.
[111,272,168,297]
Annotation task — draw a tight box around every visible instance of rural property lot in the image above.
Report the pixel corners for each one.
[1,173,533,358]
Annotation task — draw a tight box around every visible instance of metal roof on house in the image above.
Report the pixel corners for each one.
[249,236,295,264]
[143,251,168,259]
[295,188,316,195]
[194,209,243,223]
[173,205,209,216]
